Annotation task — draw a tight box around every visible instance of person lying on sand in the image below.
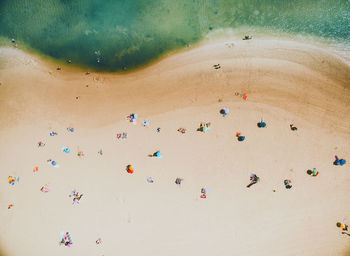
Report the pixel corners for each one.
[247,174,260,188]
[290,124,297,131]
[200,188,207,198]
[198,122,211,132]
[143,120,150,127]
[175,178,183,185]
[49,131,58,136]
[242,35,253,40]
[177,128,186,134]
[127,113,138,124]
[38,141,45,147]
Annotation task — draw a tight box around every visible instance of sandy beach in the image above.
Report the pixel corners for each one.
[0,37,350,256]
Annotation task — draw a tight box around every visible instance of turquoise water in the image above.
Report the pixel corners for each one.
[1,0,349,71]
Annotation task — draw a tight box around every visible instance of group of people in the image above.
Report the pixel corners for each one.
[198,122,211,132]
[59,232,73,247]
[69,190,83,205]
[116,132,128,140]
[8,176,19,186]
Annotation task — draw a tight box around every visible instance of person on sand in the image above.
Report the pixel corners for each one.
[38,141,45,147]
[242,35,252,40]
[143,120,150,127]
[127,165,134,174]
[50,131,58,136]
[127,113,138,124]
[177,128,186,134]
[98,149,103,155]
[290,124,297,131]
[77,151,84,158]
[175,178,183,185]
[213,64,221,69]
[200,187,207,198]
[247,174,260,188]
[198,122,211,132]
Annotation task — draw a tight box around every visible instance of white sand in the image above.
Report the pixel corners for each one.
[0,37,349,256]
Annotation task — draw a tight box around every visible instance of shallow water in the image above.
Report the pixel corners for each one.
[1,0,349,71]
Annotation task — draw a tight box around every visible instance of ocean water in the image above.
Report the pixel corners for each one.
[0,0,349,71]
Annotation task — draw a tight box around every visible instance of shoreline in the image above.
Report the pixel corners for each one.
[1,28,350,74]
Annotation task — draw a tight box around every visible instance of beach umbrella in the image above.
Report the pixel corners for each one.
[155,151,162,158]
[259,122,266,128]
[238,136,245,141]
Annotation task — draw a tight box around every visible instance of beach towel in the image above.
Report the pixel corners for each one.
[62,147,70,153]
[48,160,59,168]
